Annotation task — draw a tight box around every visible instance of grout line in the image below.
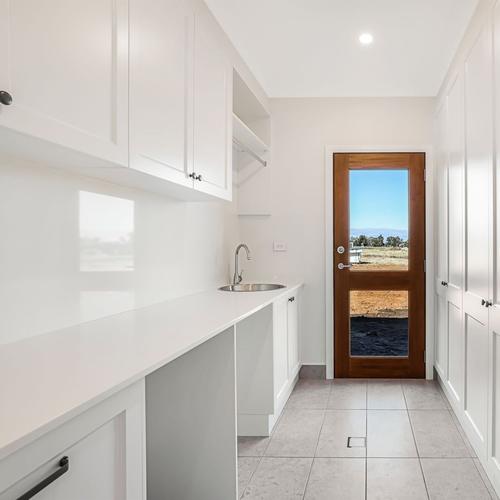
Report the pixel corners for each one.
[402,386,431,500]
[302,407,328,499]
[471,458,497,500]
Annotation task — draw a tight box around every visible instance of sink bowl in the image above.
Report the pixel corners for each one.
[219,283,286,292]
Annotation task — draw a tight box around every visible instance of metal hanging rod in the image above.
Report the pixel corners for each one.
[232,138,267,167]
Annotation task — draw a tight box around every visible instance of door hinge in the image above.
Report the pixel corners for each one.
[423,168,426,182]
[423,350,426,362]
[423,260,426,273]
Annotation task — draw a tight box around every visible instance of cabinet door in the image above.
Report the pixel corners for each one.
[463,22,493,457]
[0,382,145,500]
[0,0,128,165]
[435,101,449,379]
[273,298,289,403]
[287,295,300,379]
[446,72,465,405]
[129,0,194,187]
[192,11,232,200]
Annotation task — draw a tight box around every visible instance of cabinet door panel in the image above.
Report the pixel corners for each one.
[287,295,299,379]
[447,73,465,291]
[274,298,289,401]
[436,294,448,378]
[436,102,448,285]
[465,313,488,445]
[447,302,464,403]
[0,0,128,165]
[129,0,193,186]
[465,24,492,302]
[193,11,232,200]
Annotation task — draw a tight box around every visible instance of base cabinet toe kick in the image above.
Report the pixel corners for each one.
[0,288,301,500]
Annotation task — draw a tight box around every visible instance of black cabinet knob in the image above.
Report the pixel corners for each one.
[0,90,12,106]
[481,299,487,306]
[189,172,196,179]
[196,174,202,181]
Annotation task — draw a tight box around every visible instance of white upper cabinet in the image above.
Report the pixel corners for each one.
[192,10,232,200]
[129,0,194,187]
[0,0,234,201]
[0,0,129,165]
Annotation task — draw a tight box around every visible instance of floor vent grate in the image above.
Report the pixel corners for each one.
[347,437,366,448]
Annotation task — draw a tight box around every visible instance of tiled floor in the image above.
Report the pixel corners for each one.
[238,379,499,500]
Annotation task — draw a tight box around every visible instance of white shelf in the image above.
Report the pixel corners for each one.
[233,113,269,155]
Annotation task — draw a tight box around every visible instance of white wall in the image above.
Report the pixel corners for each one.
[0,157,239,344]
[239,97,435,365]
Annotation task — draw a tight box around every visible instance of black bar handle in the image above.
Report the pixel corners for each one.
[17,456,69,500]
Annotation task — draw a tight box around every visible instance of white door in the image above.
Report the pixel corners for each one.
[0,0,128,165]
[192,11,232,200]
[129,0,194,187]
[463,22,493,457]
[287,294,300,379]
[446,71,466,406]
[435,101,449,380]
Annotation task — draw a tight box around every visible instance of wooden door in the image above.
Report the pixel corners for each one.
[129,0,194,187]
[0,0,128,165]
[334,153,426,378]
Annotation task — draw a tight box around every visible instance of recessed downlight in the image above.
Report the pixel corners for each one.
[359,33,374,45]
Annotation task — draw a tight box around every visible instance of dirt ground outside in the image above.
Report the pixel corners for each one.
[349,247,409,318]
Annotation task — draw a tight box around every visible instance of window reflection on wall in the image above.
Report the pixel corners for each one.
[79,191,134,272]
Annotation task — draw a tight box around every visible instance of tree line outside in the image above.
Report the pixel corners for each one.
[350,234,408,248]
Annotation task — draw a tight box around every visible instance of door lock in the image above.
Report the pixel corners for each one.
[336,246,345,254]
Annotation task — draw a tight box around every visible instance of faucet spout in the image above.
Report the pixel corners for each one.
[233,243,251,285]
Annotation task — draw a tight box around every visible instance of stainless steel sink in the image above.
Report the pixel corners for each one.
[219,283,286,292]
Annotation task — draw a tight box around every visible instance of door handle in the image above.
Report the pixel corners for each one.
[17,456,69,500]
[337,263,352,270]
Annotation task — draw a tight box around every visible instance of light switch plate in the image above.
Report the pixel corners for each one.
[273,241,287,252]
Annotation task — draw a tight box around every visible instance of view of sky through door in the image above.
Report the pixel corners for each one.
[349,169,409,271]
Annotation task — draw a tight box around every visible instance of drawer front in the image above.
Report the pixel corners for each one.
[0,381,145,500]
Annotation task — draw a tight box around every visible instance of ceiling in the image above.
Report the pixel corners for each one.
[204,0,479,97]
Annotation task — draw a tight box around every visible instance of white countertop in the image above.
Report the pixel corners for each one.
[0,283,301,459]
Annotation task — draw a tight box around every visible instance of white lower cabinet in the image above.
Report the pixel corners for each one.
[273,290,301,414]
[0,381,145,500]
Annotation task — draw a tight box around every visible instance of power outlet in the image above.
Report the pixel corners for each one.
[273,241,287,252]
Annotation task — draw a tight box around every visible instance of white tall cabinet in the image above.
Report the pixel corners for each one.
[434,3,500,494]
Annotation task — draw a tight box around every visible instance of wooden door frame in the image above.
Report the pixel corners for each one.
[324,145,435,380]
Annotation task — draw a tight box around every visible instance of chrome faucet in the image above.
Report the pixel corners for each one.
[233,244,251,285]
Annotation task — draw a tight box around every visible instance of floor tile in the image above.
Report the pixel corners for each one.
[242,457,312,499]
[403,380,448,410]
[421,458,491,499]
[238,457,260,498]
[265,409,324,457]
[449,409,477,458]
[303,458,365,500]
[474,458,500,500]
[367,458,428,500]
[409,410,470,457]
[316,410,366,458]
[367,381,406,409]
[367,410,417,457]
[238,436,270,457]
[287,380,331,409]
[329,380,367,409]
